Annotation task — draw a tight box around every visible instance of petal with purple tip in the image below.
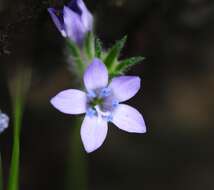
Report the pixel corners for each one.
[48,8,67,37]
[112,104,146,133]
[50,89,87,115]
[84,58,108,91]
[81,116,108,153]
[68,0,82,15]
[109,76,141,102]
[77,0,93,30]
[63,6,85,43]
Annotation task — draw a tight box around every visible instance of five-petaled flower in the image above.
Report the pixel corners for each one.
[51,58,146,153]
[48,0,93,44]
[0,111,9,134]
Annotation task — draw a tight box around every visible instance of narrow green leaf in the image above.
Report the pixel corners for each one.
[95,38,102,58]
[116,56,145,72]
[104,35,127,69]
[84,32,95,60]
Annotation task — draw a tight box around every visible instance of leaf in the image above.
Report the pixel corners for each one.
[84,32,95,60]
[95,38,102,58]
[116,56,145,73]
[104,35,127,69]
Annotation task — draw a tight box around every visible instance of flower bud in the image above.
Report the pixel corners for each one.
[48,0,93,45]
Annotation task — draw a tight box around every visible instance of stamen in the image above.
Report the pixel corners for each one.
[95,105,112,122]
[106,115,113,122]
[87,90,96,99]
[112,100,119,108]
[95,105,110,116]
[86,108,96,118]
[94,106,103,123]
[99,88,111,98]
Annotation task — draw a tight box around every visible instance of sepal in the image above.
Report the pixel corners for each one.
[115,56,145,73]
[95,38,102,58]
[104,35,127,69]
[84,32,95,60]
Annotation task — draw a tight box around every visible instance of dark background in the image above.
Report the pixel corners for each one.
[0,0,214,189]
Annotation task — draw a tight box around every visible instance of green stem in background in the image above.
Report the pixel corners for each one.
[66,118,88,190]
[7,95,23,190]
[0,153,4,190]
[7,67,31,190]
[65,33,96,190]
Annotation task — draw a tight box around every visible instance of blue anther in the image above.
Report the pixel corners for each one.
[100,88,111,98]
[112,100,119,108]
[86,108,96,118]
[87,90,96,99]
[106,114,113,122]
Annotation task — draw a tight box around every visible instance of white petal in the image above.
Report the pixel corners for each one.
[50,89,87,114]
[109,76,141,102]
[84,58,108,91]
[81,116,108,153]
[112,104,146,133]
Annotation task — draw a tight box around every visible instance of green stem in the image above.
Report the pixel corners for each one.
[66,118,88,190]
[7,67,31,190]
[0,153,3,190]
[66,39,86,76]
[8,96,23,190]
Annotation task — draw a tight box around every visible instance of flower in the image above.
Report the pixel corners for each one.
[50,58,146,153]
[0,111,9,134]
[48,0,93,44]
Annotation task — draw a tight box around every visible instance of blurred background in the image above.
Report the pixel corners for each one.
[0,0,214,189]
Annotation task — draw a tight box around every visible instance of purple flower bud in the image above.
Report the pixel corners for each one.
[48,0,93,44]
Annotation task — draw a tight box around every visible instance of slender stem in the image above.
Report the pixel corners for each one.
[65,38,89,189]
[66,118,88,190]
[66,39,86,76]
[7,67,31,190]
[8,95,23,190]
[0,153,3,190]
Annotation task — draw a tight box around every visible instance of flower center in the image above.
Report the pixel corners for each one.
[86,87,119,121]
[89,97,103,108]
